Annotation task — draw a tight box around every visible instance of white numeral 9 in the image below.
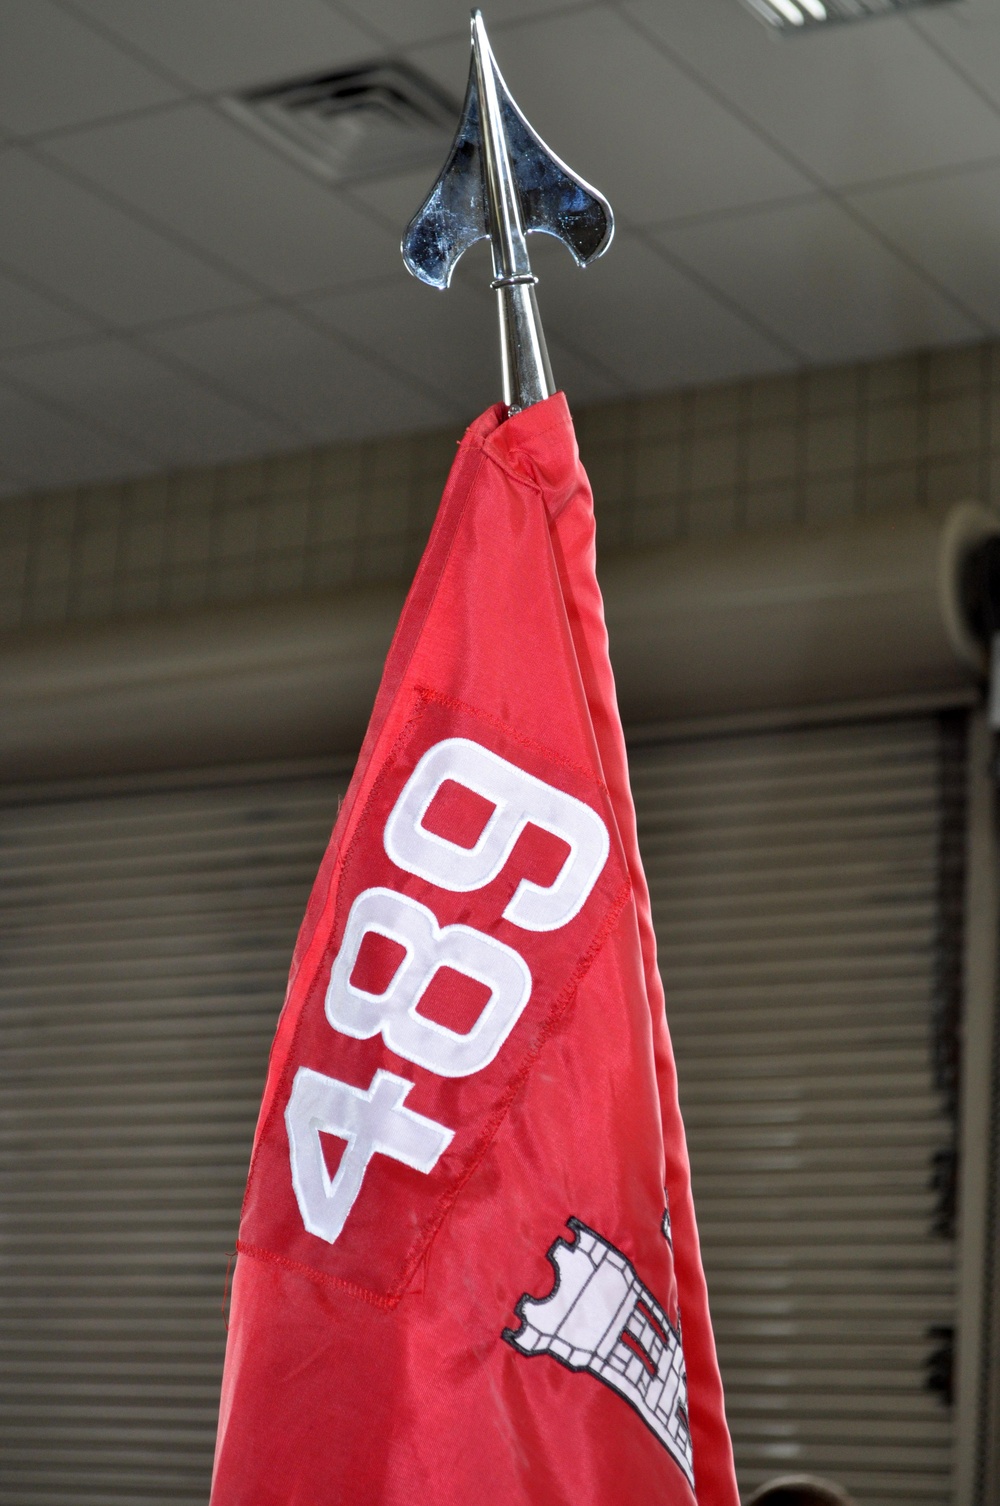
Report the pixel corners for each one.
[383,737,609,932]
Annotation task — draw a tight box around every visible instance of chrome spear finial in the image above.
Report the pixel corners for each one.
[402,9,614,416]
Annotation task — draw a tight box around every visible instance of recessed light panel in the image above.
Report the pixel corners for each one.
[740,0,953,33]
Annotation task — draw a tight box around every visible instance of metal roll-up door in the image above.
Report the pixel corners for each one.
[631,713,962,1506]
[0,713,964,1506]
[0,765,347,1506]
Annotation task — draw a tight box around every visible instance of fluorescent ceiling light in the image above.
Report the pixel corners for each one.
[738,0,953,32]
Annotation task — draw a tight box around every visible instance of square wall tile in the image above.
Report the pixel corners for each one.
[862,464,921,513]
[690,430,740,492]
[311,493,362,548]
[259,553,308,596]
[119,517,166,575]
[165,507,214,568]
[745,484,798,531]
[806,364,861,416]
[746,422,797,486]
[691,383,743,432]
[216,504,260,562]
[866,354,921,404]
[304,543,355,592]
[258,495,312,558]
[927,345,988,395]
[926,393,983,459]
[73,575,117,617]
[749,373,801,426]
[631,498,685,549]
[75,526,120,581]
[634,438,684,501]
[164,567,210,610]
[865,404,922,468]
[805,411,858,475]
[802,474,858,525]
[687,488,738,539]
[635,393,685,444]
[113,573,160,614]
[0,542,28,602]
[24,580,70,622]
[213,558,259,601]
[925,456,983,506]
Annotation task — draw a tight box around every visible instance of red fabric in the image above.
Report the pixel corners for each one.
[211,394,738,1506]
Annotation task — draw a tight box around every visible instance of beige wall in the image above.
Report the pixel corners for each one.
[2,339,999,632]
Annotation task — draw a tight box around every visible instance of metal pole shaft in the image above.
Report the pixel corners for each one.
[471,11,555,414]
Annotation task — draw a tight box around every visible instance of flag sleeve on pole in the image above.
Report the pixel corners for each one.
[211,394,739,1506]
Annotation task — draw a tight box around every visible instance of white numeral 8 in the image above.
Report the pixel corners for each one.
[325,887,532,1077]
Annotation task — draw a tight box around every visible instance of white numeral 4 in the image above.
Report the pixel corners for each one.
[286,1066,453,1246]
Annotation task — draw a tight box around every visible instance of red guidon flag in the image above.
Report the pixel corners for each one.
[211,395,738,1506]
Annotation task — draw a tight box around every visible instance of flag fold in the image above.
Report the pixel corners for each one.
[211,394,738,1506]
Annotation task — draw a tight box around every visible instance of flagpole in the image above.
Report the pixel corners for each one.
[468,11,554,414]
[402,9,614,416]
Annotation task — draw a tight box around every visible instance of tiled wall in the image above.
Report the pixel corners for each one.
[2,341,998,632]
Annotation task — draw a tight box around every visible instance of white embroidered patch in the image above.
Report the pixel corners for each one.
[504,1219,694,1486]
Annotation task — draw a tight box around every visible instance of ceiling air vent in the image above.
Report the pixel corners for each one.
[223,60,460,184]
[739,0,954,32]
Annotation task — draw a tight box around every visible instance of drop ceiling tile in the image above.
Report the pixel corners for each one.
[0,379,148,488]
[0,150,248,324]
[337,0,575,48]
[69,0,378,91]
[654,197,981,365]
[47,104,403,296]
[502,235,633,404]
[911,2,1000,114]
[0,269,99,354]
[0,339,298,467]
[621,0,1000,187]
[305,271,499,415]
[410,8,809,226]
[349,167,442,234]
[308,241,623,415]
[531,230,792,391]
[545,334,625,409]
[0,0,179,138]
[145,305,453,444]
[847,163,1000,331]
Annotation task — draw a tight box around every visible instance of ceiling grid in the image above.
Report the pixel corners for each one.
[2,0,1000,491]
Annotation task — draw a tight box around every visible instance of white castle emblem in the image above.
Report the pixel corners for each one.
[504,1217,694,1486]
